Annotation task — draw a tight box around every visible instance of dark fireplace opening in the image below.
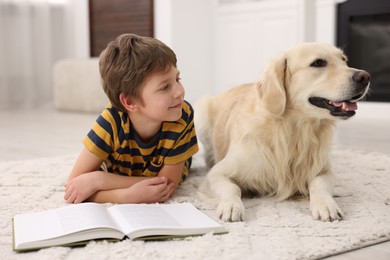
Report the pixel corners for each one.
[337,0,390,102]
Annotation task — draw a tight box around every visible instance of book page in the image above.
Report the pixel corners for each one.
[108,203,225,237]
[109,204,180,234]
[14,203,121,246]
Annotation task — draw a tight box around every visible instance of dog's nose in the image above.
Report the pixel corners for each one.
[353,70,371,87]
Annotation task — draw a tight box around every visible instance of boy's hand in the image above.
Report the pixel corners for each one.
[64,172,101,203]
[125,176,175,203]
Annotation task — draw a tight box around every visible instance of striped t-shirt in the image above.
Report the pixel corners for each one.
[82,100,199,178]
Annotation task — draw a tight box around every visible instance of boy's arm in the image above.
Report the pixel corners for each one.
[67,147,153,186]
[86,176,174,203]
[64,147,145,203]
[64,147,176,203]
[87,162,184,203]
[64,147,104,203]
[158,161,186,195]
[66,147,103,181]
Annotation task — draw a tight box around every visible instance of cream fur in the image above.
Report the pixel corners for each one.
[195,42,370,222]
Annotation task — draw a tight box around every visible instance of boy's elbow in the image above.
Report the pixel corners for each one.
[169,185,178,199]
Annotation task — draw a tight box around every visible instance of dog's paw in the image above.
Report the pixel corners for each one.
[216,198,245,222]
[310,196,344,222]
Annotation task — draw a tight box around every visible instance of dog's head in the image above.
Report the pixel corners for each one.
[258,42,370,120]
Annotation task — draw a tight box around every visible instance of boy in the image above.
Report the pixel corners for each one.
[64,34,199,204]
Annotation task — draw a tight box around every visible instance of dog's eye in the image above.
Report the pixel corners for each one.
[310,59,327,68]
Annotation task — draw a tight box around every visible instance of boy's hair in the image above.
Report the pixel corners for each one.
[99,33,177,112]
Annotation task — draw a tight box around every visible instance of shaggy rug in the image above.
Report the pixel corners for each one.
[1,150,390,260]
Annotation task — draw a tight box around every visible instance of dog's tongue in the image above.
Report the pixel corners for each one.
[331,101,358,111]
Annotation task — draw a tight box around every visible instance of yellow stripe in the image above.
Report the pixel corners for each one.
[123,140,157,156]
[82,137,109,159]
[164,144,199,165]
[157,138,175,149]
[101,109,121,149]
[183,101,191,114]
[91,123,111,146]
[174,124,196,148]
[163,121,185,133]
[111,152,145,165]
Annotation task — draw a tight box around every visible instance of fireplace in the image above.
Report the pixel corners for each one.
[337,0,390,102]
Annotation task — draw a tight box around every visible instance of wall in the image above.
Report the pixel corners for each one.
[214,0,315,93]
[0,0,90,109]
[154,0,389,119]
[315,0,346,43]
[52,0,89,60]
[70,0,90,59]
[67,0,389,119]
[154,0,216,104]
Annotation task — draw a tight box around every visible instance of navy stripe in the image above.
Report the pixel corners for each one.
[107,106,127,142]
[189,135,198,147]
[145,163,161,173]
[116,147,150,157]
[132,162,145,171]
[116,160,133,169]
[186,157,193,169]
[183,123,195,138]
[120,113,130,142]
[117,125,194,156]
[155,146,170,157]
[167,135,198,157]
[96,116,113,137]
[121,113,128,124]
[154,134,197,157]
[181,106,190,123]
[183,100,193,118]
[87,130,112,154]
[107,154,135,170]
[129,123,161,149]
[161,115,194,141]
[115,169,129,176]
[161,129,181,141]
[106,154,119,168]
[157,123,195,152]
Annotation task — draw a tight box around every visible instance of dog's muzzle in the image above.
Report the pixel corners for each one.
[309,70,371,119]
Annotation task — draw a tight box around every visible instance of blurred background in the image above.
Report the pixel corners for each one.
[1,0,390,108]
[0,0,389,160]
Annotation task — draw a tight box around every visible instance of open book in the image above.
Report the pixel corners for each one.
[13,202,227,252]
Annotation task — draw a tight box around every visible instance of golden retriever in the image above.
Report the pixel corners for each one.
[195,42,370,222]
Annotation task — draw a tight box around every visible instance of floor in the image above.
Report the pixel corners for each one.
[0,107,389,259]
[0,108,98,161]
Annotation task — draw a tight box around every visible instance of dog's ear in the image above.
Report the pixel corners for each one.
[257,55,287,116]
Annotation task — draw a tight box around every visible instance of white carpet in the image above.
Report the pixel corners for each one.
[1,150,390,260]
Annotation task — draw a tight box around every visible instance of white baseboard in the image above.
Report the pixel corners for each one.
[355,102,390,120]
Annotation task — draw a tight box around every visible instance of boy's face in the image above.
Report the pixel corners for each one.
[137,66,185,122]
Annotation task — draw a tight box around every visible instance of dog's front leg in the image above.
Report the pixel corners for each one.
[206,160,245,222]
[309,172,344,221]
